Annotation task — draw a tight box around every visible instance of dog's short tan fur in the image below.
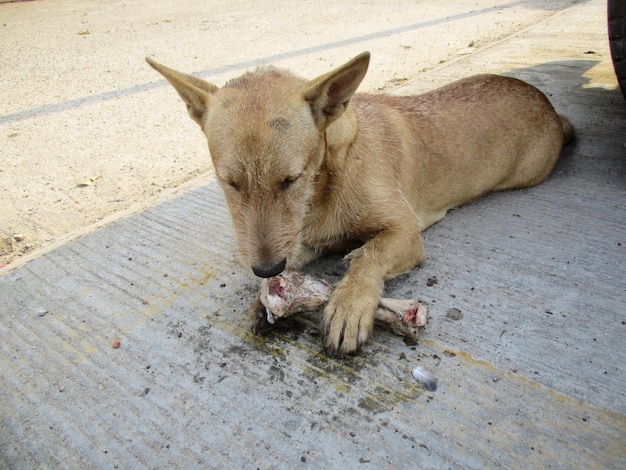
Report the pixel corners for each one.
[147,52,573,354]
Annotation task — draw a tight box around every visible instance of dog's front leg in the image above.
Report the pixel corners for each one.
[286,245,324,271]
[323,227,425,354]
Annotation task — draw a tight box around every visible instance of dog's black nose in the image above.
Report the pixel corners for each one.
[252,258,287,278]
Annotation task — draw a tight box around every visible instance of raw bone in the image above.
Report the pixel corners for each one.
[260,271,428,340]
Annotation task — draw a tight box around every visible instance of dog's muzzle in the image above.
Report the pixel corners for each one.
[252,258,287,278]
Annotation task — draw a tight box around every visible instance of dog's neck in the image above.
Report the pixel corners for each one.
[322,105,359,172]
[303,105,365,248]
[311,105,359,201]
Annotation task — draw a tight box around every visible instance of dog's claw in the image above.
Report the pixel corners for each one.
[322,285,376,355]
[250,297,276,335]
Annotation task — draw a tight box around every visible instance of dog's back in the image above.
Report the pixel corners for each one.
[337,74,571,230]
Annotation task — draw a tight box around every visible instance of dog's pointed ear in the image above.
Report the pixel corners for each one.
[146,57,218,127]
[303,51,370,130]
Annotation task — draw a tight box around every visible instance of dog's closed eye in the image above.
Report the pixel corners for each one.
[228,180,240,191]
[281,177,296,190]
[281,173,302,190]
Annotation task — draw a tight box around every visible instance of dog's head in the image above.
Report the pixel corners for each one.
[146,52,370,277]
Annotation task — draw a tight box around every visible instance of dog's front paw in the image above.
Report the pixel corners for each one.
[322,282,378,354]
[249,294,275,335]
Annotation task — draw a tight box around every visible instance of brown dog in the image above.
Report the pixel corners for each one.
[147,52,573,354]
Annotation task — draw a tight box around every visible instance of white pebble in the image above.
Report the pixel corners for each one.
[412,366,437,391]
[34,307,49,317]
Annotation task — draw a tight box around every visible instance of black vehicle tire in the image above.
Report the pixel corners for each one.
[608,0,626,99]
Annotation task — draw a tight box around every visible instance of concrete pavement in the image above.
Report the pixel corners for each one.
[1,0,625,468]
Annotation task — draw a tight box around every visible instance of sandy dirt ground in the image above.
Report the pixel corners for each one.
[0,0,586,266]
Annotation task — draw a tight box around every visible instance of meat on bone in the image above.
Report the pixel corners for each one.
[259,271,428,340]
